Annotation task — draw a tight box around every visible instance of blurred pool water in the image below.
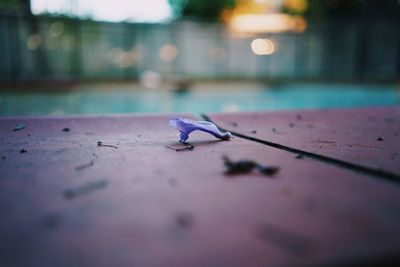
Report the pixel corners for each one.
[0,82,399,116]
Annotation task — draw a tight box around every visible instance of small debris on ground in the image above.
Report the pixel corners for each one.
[254,222,314,257]
[168,178,177,186]
[289,123,295,128]
[13,124,26,131]
[42,213,62,229]
[75,160,94,171]
[20,149,27,154]
[63,180,107,200]
[97,141,118,149]
[296,114,302,120]
[312,140,336,144]
[272,128,283,134]
[166,142,194,152]
[1,155,6,160]
[231,122,238,127]
[304,197,316,212]
[377,137,384,141]
[384,118,395,123]
[175,211,195,229]
[223,156,280,177]
[62,127,70,132]
[250,130,257,134]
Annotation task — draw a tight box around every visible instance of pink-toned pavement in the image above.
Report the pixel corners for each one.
[0,112,400,267]
[207,107,400,176]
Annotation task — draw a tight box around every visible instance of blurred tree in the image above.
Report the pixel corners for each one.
[282,0,308,15]
[169,0,236,21]
[0,0,20,8]
[283,0,400,21]
[170,0,400,22]
[282,0,362,20]
[0,0,33,14]
[19,0,32,14]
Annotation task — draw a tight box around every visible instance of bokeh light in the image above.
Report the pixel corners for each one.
[49,21,65,37]
[159,44,178,62]
[251,38,275,55]
[27,35,42,50]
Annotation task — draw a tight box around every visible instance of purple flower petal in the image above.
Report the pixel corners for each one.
[169,117,232,142]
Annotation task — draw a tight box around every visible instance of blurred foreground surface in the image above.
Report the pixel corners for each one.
[1,108,400,267]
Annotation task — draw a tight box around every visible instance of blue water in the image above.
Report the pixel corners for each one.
[1,82,399,116]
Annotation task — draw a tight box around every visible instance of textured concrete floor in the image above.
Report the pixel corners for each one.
[1,108,400,267]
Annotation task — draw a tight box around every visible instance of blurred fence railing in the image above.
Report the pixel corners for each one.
[0,14,399,82]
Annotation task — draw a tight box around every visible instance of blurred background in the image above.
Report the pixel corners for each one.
[0,0,399,115]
